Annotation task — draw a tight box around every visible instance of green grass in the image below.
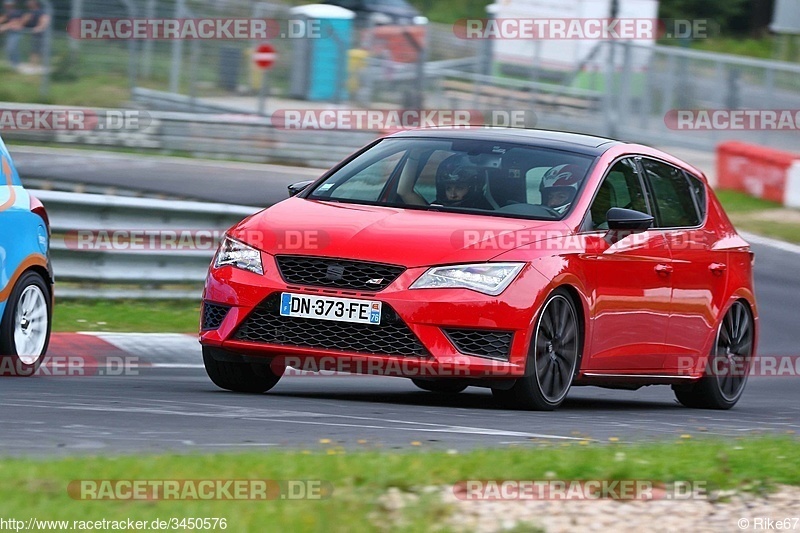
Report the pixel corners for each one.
[715,190,800,244]
[0,62,223,109]
[0,65,131,107]
[0,31,251,107]
[408,0,489,23]
[727,218,800,244]
[684,37,778,60]
[0,436,797,532]
[54,299,200,333]
[682,35,800,63]
[715,190,782,213]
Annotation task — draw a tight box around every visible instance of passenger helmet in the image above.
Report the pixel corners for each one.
[540,164,582,212]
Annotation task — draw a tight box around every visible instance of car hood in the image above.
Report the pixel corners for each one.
[229,198,571,268]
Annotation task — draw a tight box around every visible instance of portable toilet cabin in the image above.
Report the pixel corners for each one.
[289,4,355,102]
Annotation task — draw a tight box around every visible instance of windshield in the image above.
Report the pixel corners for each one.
[306,138,596,220]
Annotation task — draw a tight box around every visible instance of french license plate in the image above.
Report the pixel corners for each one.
[279,293,382,325]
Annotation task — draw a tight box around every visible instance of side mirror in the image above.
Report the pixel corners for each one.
[606,207,653,233]
[288,180,314,197]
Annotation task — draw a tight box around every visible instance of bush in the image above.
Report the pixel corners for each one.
[50,49,81,82]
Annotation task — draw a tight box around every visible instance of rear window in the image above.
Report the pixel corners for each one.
[685,172,707,221]
[640,159,701,228]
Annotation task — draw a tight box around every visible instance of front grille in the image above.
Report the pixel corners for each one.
[202,302,230,330]
[234,293,427,356]
[444,329,514,360]
[275,255,405,292]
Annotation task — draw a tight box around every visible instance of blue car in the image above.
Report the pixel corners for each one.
[0,135,52,376]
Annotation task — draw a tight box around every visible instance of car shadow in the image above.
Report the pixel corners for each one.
[265,386,683,412]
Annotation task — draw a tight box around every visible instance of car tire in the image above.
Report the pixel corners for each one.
[411,378,467,394]
[492,288,582,411]
[673,300,753,410]
[0,271,51,377]
[203,346,282,393]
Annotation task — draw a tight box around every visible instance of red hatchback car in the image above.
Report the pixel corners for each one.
[200,129,757,410]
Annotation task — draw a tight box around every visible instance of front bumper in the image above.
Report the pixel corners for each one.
[200,254,552,379]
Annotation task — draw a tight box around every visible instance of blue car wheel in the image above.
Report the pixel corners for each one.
[0,270,52,376]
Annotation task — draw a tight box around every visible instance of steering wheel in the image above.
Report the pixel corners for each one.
[542,205,563,217]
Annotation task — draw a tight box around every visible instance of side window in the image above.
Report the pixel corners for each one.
[641,159,701,228]
[685,172,707,221]
[327,151,404,201]
[589,158,647,230]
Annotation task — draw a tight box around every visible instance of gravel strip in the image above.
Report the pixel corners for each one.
[378,485,800,532]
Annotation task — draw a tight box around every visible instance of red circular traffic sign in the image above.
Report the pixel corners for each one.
[253,43,277,70]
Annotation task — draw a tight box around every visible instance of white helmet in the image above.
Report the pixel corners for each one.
[540,164,583,213]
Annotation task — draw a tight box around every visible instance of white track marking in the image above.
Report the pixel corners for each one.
[5,396,584,441]
[741,231,800,255]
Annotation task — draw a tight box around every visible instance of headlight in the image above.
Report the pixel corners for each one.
[410,263,524,296]
[214,236,264,275]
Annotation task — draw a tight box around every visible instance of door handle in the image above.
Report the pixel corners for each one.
[709,263,727,275]
[655,264,673,275]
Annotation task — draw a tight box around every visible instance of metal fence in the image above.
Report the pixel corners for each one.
[422,41,800,152]
[581,41,800,150]
[44,1,467,111]
[0,101,377,167]
[1,0,54,97]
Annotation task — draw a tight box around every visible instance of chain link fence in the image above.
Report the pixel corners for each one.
[1,0,54,96]
[422,40,800,151]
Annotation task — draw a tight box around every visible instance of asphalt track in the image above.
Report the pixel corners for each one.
[1,239,798,456]
[10,146,324,206]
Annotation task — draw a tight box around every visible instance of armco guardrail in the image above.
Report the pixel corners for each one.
[1,99,378,169]
[34,190,259,299]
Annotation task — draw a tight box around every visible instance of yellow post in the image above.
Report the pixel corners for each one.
[348,49,369,93]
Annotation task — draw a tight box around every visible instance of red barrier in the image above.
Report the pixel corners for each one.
[716,141,799,204]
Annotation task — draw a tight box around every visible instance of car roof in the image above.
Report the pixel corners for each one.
[387,127,622,156]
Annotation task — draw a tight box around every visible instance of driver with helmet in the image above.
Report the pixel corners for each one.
[435,162,493,210]
[539,164,583,215]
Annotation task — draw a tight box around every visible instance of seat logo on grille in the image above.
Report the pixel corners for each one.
[366,278,384,286]
[325,264,345,280]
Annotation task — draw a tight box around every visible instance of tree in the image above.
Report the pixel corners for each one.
[659,0,773,36]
